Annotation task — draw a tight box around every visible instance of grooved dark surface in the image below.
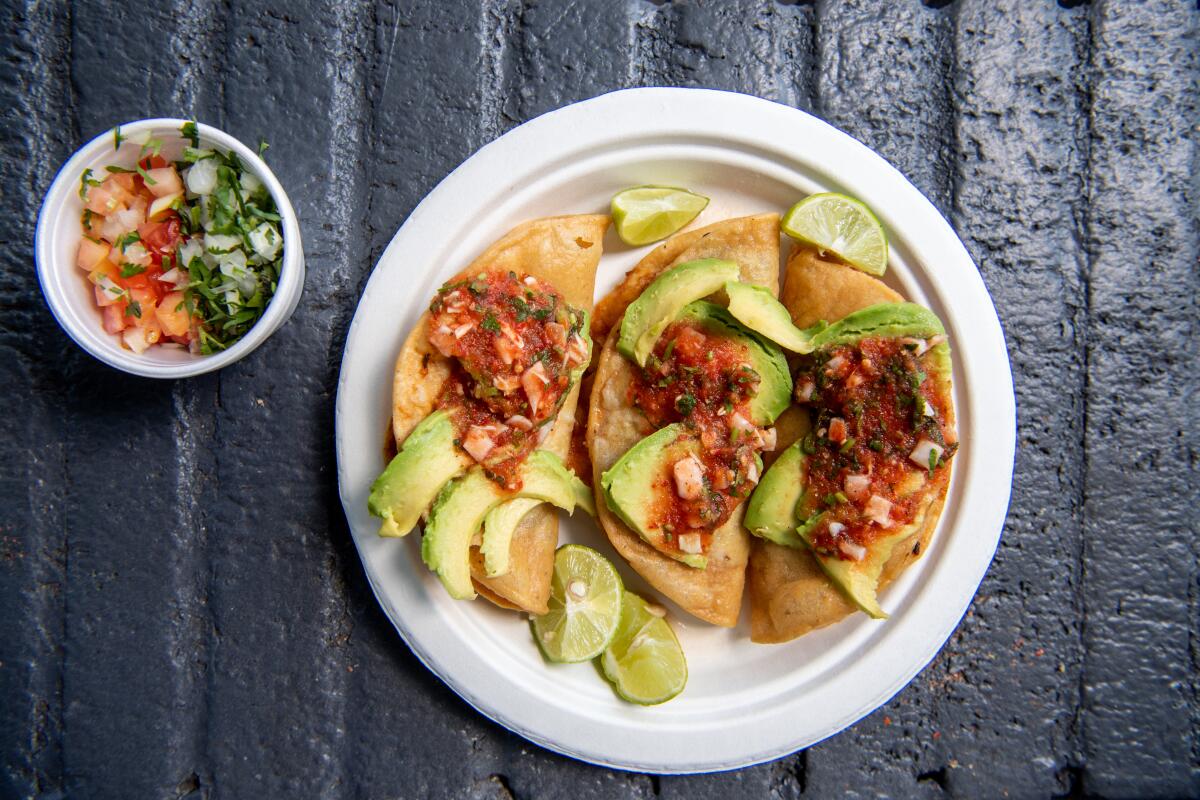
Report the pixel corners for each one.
[2,1,1197,797]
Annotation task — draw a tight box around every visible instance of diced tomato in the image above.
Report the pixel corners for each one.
[144,166,182,198]
[139,155,168,171]
[85,183,126,215]
[76,238,110,271]
[138,215,182,257]
[156,291,190,337]
[109,172,137,194]
[103,304,127,334]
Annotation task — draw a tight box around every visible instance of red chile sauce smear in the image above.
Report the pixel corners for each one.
[795,337,956,559]
[427,269,587,489]
[628,320,767,556]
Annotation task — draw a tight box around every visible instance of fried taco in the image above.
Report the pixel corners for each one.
[587,214,786,626]
[743,246,957,642]
[368,215,608,613]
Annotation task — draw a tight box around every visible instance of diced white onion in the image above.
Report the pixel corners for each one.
[839,541,867,561]
[506,415,533,431]
[828,521,846,536]
[177,238,204,268]
[825,355,847,374]
[909,439,945,469]
[123,326,151,354]
[761,427,777,452]
[185,158,219,196]
[247,222,282,263]
[844,474,871,501]
[205,233,242,254]
[865,494,894,528]
[746,459,760,484]
[672,455,705,500]
[678,533,702,554]
[453,322,474,339]
[796,380,815,402]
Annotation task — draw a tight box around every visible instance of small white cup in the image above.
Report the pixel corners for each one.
[35,118,305,378]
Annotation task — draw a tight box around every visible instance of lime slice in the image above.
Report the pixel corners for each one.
[600,592,687,705]
[531,545,624,663]
[781,192,889,276]
[611,186,709,246]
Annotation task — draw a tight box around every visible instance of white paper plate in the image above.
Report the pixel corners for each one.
[335,88,1015,773]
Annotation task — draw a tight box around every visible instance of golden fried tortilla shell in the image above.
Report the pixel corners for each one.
[392,215,608,614]
[749,245,954,643]
[587,214,780,627]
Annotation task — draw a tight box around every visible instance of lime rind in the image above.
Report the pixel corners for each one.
[612,185,709,246]
[600,591,687,705]
[782,192,889,276]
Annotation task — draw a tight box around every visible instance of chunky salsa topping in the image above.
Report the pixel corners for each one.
[429,269,589,488]
[629,319,776,558]
[794,335,956,561]
[76,123,282,355]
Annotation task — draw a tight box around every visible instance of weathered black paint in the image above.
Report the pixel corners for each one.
[2,1,1197,797]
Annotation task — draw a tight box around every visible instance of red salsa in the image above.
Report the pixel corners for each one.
[628,319,776,559]
[794,336,956,561]
[429,269,589,488]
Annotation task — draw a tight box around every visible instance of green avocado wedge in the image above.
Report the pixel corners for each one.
[600,423,708,569]
[421,451,591,599]
[724,281,817,353]
[618,258,739,367]
[797,512,925,619]
[480,474,595,578]
[369,410,471,538]
[676,301,792,426]
[743,440,807,548]
[807,301,944,349]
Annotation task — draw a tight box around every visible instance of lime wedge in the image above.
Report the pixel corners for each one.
[782,192,889,276]
[600,591,687,705]
[611,186,709,246]
[531,545,624,663]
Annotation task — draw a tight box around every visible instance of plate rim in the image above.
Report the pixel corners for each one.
[335,87,1016,774]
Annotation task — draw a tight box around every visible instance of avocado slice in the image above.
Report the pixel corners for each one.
[421,450,589,599]
[724,281,817,353]
[743,440,807,548]
[618,258,740,367]
[601,423,707,568]
[807,301,945,349]
[798,515,923,619]
[676,301,792,426]
[369,410,471,538]
[479,474,594,577]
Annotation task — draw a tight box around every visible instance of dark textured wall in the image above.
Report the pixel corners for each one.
[2,1,1197,798]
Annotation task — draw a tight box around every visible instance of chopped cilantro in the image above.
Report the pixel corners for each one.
[928,447,939,475]
[661,338,676,363]
[869,438,884,452]
[124,300,142,318]
[839,436,856,453]
[257,138,270,157]
[181,121,200,148]
[112,126,124,150]
[480,313,500,333]
[511,296,531,322]
[675,393,697,415]
[532,307,552,321]
[120,263,147,278]
[79,169,101,199]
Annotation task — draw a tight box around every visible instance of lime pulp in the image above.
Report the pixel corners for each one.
[611,186,709,246]
[600,591,687,705]
[531,545,624,663]
[781,192,889,276]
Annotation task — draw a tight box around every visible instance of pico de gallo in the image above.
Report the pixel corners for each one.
[75,122,281,355]
[428,269,590,489]
[794,335,957,561]
[629,319,776,559]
